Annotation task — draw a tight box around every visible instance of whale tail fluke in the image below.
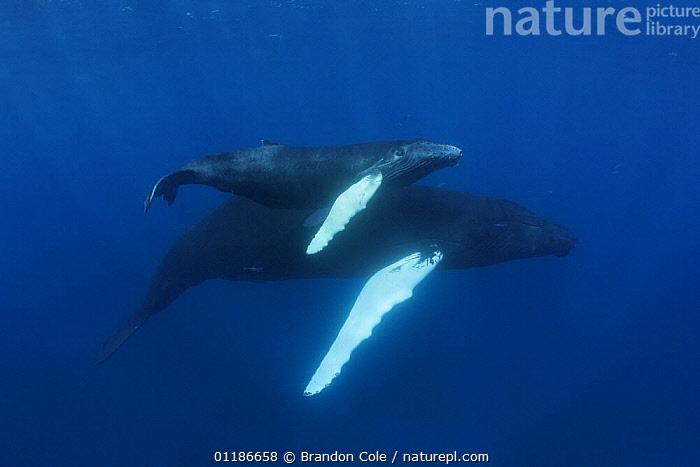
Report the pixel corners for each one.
[144,170,197,213]
[97,308,151,363]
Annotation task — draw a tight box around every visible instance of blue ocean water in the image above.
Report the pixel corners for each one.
[1,1,698,465]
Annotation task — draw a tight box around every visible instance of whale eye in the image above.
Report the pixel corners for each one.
[392,149,405,161]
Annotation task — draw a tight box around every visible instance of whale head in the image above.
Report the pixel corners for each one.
[378,139,463,186]
[476,198,578,264]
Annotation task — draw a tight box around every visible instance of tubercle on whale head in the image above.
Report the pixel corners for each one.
[406,138,463,165]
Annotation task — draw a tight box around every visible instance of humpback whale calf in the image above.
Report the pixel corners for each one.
[144,139,463,254]
[102,186,576,395]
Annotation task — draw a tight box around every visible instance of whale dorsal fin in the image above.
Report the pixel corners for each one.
[304,249,443,396]
[261,139,283,146]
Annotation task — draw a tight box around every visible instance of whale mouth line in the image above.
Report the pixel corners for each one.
[493,220,544,229]
[444,156,462,166]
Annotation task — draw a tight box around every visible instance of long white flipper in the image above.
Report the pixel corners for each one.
[304,250,443,396]
[306,170,383,255]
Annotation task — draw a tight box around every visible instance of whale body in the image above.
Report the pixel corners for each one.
[145,139,463,254]
[100,186,577,393]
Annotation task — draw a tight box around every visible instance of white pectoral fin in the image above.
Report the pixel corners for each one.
[306,170,383,255]
[303,249,443,396]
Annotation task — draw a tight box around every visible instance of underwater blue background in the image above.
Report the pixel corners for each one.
[1,1,698,465]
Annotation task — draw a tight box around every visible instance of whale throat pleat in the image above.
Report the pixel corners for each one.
[303,249,443,396]
[306,170,382,255]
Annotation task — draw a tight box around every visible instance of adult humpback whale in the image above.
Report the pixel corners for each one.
[101,186,576,394]
[144,139,463,254]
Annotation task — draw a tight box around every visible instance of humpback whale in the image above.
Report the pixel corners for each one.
[144,139,463,254]
[101,186,576,394]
